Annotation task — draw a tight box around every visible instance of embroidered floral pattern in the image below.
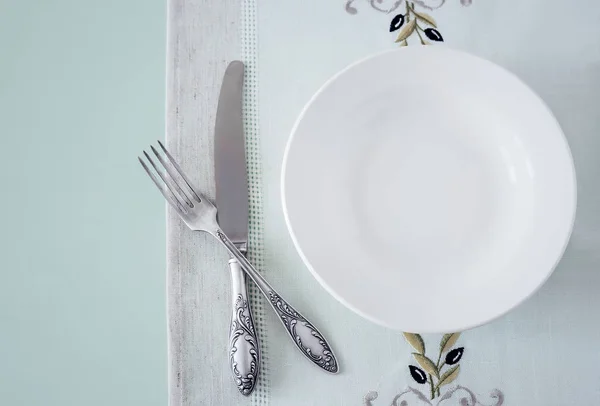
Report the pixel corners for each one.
[346,0,473,45]
[363,386,505,406]
[390,2,444,46]
[345,0,472,14]
[404,333,463,399]
[363,333,505,404]
[345,0,404,15]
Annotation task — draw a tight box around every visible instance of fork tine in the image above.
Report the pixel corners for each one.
[139,154,188,214]
[150,145,195,207]
[143,150,193,209]
[157,140,203,202]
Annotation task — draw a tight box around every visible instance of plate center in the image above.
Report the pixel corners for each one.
[351,105,529,285]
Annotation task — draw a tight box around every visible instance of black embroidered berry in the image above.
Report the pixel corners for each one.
[445,347,464,365]
[424,28,444,42]
[409,365,428,384]
[389,14,405,32]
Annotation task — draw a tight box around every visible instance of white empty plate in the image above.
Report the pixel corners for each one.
[281,47,576,333]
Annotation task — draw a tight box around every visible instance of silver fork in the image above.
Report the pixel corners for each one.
[139,141,339,374]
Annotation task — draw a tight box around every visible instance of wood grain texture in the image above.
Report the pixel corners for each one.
[166,0,249,405]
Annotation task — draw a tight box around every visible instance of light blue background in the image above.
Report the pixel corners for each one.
[0,1,167,405]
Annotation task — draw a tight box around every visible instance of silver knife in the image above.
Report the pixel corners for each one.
[214,61,260,396]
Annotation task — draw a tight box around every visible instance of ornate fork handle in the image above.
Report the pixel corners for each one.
[228,259,260,395]
[216,230,339,374]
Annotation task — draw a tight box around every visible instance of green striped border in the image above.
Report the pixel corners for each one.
[242,0,269,403]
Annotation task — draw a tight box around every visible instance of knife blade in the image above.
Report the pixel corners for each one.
[214,61,259,396]
[215,61,248,249]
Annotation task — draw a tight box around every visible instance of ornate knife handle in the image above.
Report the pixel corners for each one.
[217,230,339,374]
[228,258,260,396]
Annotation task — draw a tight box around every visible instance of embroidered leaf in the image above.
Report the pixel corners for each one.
[424,28,444,42]
[400,39,408,47]
[436,365,460,389]
[364,391,378,402]
[408,365,428,384]
[395,19,416,43]
[403,333,425,354]
[440,333,461,354]
[389,14,405,32]
[412,9,437,27]
[445,347,464,365]
[412,353,439,378]
[345,0,358,14]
